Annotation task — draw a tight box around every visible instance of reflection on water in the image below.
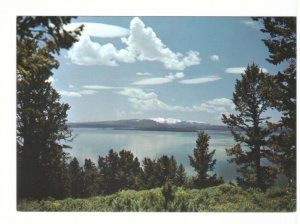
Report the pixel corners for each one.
[66,128,237,182]
[66,128,287,185]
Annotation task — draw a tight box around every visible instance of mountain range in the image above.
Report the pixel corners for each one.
[69,118,229,132]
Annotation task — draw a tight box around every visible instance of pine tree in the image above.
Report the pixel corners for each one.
[222,64,276,190]
[68,157,84,198]
[98,149,121,194]
[83,159,99,197]
[253,17,296,186]
[142,157,159,189]
[118,150,142,190]
[155,155,178,186]
[175,163,187,187]
[17,16,83,199]
[188,131,219,188]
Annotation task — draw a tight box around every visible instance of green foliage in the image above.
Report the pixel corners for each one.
[68,157,84,198]
[83,159,99,197]
[141,157,160,189]
[17,184,296,212]
[161,181,176,210]
[141,155,184,189]
[188,131,222,188]
[253,17,296,185]
[17,17,83,55]
[175,163,187,187]
[156,155,178,185]
[253,17,296,65]
[17,16,83,200]
[118,150,143,190]
[98,149,142,194]
[222,64,276,190]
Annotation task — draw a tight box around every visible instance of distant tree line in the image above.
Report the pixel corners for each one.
[65,131,222,198]
[17,16,296,201]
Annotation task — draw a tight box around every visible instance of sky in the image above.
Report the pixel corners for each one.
[51,16,286,124]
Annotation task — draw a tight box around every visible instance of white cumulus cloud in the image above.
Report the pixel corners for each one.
[210,55,219,62]
[67,17,200,70]
[193,98,234,114]
[67,35,135,66]
[179,75,221,84]
[122,17,201,70]
[116,87,191,111]
[116,87,233,115]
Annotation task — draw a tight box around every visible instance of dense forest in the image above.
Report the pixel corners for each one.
[17,16,296,211]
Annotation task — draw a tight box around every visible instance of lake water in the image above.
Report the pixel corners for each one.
[66,128,238,182]
[66,128,287,185]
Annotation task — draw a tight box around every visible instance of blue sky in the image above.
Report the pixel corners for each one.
[52,16,285,124]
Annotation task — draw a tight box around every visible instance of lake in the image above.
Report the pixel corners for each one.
[66,128,287,185]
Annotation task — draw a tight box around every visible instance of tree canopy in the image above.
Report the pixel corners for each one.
[17,16,83,199]
[222,64,276,190]
[188,131,221,188]
[253,17,296,185]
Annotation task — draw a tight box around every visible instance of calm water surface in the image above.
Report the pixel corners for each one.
[66,128,288,185]
[66,128,237,182]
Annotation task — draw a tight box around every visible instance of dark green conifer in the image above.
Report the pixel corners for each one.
[17,16,83,199]
[222,64,276,190]
[188,131,220,188]
[253,17,296,185]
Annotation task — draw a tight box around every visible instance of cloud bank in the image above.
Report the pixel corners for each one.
[179,75,221,84]
[116,87,233,116]
[67,17,201,70]
[116,87,192,111]
[225,67,268,74]
[132,72,185,85]
[60,84,234,117]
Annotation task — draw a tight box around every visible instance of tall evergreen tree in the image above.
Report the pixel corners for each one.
[156,155,178,185]
[188,131,220,188]
[68,157,84,198]
[118,150,142,190]
[98,149,121,194]
[17,16,83,199]
[253,17,296,185]
[83,159,99,197]
[142,157,159,189]
[175,163,187,187]
[222,64,276,190]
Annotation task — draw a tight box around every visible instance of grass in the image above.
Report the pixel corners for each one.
[17,183,296,212]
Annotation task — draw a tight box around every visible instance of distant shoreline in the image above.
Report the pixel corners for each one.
[69,125,230,132]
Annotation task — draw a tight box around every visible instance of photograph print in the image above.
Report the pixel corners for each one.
[17,16,296,212]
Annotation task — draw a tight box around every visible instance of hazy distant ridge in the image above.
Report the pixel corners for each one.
[69,118,229,132]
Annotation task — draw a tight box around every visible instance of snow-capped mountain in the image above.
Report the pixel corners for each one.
[69,118,228,132]
[149,117,182,124]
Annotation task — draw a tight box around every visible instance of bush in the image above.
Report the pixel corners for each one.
[17,184,296,212]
